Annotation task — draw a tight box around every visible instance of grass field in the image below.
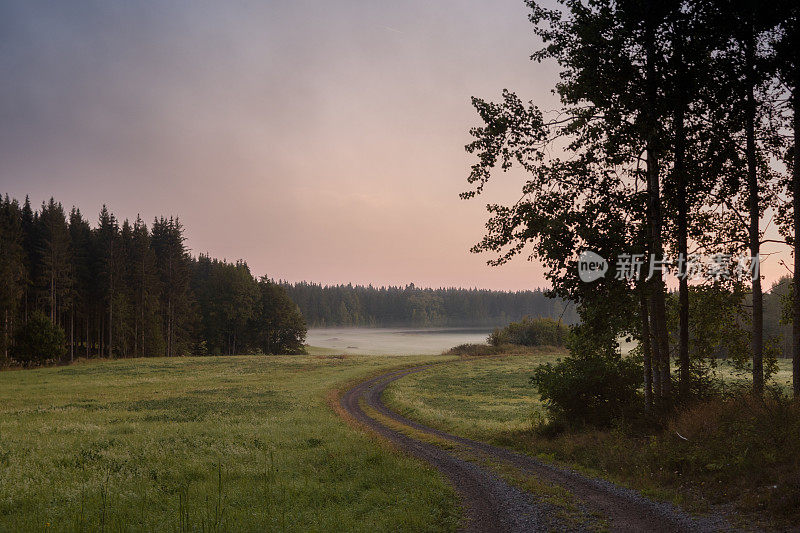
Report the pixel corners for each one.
[383,351,564,439]
[0,354,460,532]
[384,353,795,441]
[384,353,799,529]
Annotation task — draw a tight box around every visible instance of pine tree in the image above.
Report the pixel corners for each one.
[37,198,73,334]
[0,196,26,363]
[151,217,192,356]
[69,208,93,361]
[250,278,306,355]
[20,196,36,323]
[130,216,161,357]
[96,206,119,358]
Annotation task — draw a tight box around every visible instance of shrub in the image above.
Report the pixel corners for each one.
[443,343,558,356]
[11,311,67,364]
[530,353,642,428]
[488,317,569,347]
[517,388,800,528]
[444,343,506,356]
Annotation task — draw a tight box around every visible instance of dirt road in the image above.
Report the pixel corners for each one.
[339,364,728,532]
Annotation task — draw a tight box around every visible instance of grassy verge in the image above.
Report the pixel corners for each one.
[384,353,799,530]
[384,351,565,438]
[0,354,460,531]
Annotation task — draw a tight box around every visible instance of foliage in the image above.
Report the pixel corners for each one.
[529,352,642,428]
[774,276,796,355]
[249,278,307,355]
[445,343,504,356]
[0,195,308,363]
[529,321,642,428]
[664,284,751,399]
[192,260,307,356]
[0,196,26,361]
[532,390,800,529]
[192,256,259,355]
[673,283,782,388]
[443,343,561,357]
[487,317,568,347]
[11,311,67,364]
[463,0,800,402]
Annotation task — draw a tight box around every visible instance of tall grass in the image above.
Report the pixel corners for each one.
[0,355,460,531]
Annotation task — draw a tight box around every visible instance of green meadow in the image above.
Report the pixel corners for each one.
[0,354,460,532]
[2,351,795,531]
[383,352,563,439]
[385,353,795,442]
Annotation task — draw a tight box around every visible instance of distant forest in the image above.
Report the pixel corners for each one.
[281,281,579,328]
[0,195,306,364]
[282,280,798,358]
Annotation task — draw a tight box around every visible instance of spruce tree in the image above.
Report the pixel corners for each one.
[0,196,26,363]
[37,198,72,331]
[97,206,119,358]
[68,208,93,361]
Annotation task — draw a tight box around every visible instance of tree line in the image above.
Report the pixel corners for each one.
[0,195,306,364]
[464,0,800,409]
[281,281,578,328]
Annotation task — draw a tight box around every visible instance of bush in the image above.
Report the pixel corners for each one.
[444,343,507,356]
[488,317,569,347]
[443,343,558,356]
[11,311,67,364]
[516,390,800,528]
[530,353,642,428]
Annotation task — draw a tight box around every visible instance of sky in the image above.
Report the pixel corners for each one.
[0,1,788,291]
[0,0,565,291]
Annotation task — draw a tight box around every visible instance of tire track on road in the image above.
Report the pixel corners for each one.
[339,364,729,533]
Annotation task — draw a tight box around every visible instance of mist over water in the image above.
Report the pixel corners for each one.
[306,327,492,355]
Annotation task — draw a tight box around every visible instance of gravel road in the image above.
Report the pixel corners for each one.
[339,364,732,533]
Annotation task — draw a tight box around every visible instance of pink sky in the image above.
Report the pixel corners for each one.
[0,1,789,291]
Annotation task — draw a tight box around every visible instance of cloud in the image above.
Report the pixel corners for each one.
[0,0,557,290]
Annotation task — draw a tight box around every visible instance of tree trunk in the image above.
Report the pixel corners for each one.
[745,35,763,396]
[3,309,8,363]
[141,259,145,357]
[678,269,690,400]
[644,22,671,403]
[70,308,74,363]
[141,300,145,358]
[99,313,104,358]
[50,270,55,323]
[108,295,113,359]
[640,288,653,411]
[793,77,800,397]
[167,297,172,357]
[674,54,690,401]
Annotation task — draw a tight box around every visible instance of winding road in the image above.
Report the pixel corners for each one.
[340,363,729,533]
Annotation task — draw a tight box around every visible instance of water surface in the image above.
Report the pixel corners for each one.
[306,327,492,355]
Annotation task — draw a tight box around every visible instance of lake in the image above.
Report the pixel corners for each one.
[306,327,493,355]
